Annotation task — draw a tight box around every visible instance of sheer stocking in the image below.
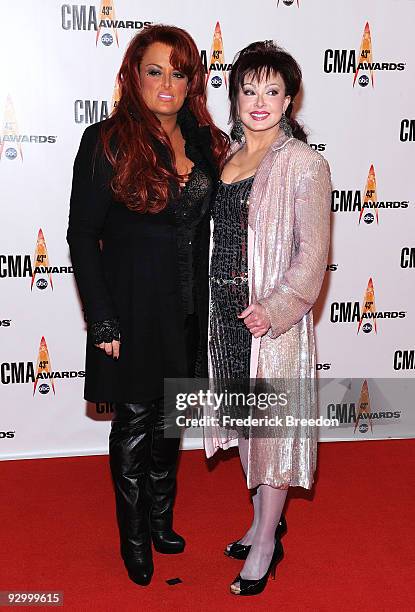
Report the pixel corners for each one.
[229,437,260,547]
[231,438,288,583]
[239,485,287,581]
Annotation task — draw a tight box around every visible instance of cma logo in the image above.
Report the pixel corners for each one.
[0,431,15,439]
[330,302,406,328]
[324,51,404,76]
[400,119,415,142]
[393,350,414,370]
[323,22,405,87]
[60,5,151,32]
[74,100,109,124]
[400,247,415,268]
[0,255,72,281]
[326,404,400,429]
[0,320,11,327]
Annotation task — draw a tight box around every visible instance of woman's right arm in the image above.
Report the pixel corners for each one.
[67,125,119,351]
[258,155,331,339]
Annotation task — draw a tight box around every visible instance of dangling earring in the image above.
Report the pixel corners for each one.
[231,117,245,143]
[279,112,293,138]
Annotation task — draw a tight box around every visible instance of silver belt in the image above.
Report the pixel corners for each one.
[210,274,248,286]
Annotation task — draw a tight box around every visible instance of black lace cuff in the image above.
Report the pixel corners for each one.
[89,318,120,344]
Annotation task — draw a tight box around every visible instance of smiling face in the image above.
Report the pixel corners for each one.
[237,71,291,136]
[138,42,189,120]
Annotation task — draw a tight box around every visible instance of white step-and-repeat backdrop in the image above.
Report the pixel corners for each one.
[1,0,414,460]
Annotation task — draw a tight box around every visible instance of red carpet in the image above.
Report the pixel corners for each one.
[1,440,415,611]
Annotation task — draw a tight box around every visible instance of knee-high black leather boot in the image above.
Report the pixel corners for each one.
[147,397,185,554]
[109,401,156,585]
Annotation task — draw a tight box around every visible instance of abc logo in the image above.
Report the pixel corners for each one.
[0,431,15,439]
[0,320,11,327]
[211,76,222,88]
[359,75,369,87]
[283,0,295,4]
[359,423,369,434]
[36,278,48,290]
[101,33,113,46]
[5,148,17,160]
[362,322,372,334]
[364,212,374,224]
[38,383,50,395]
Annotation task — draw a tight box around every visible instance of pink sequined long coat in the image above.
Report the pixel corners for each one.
[204,132,332,490]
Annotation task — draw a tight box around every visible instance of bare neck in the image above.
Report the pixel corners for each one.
[243,125,282,155]
[158,114,179,139]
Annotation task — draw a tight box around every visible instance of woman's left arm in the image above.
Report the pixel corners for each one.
[258,156,332,339]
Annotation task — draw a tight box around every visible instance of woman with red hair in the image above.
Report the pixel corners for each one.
[67,24,228,586]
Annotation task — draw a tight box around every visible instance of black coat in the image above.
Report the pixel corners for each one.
[67,112,218,403]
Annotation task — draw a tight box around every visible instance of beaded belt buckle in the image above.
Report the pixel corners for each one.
[210,274,248,286]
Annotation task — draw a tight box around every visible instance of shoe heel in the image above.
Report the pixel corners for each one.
[230,539,285,596]
[272,541,284,580]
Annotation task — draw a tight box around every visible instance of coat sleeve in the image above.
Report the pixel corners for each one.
[258,156,332,339]
[66,125,117,325]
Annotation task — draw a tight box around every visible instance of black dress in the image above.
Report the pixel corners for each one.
[67,109,217,403]
[209,176,254,380]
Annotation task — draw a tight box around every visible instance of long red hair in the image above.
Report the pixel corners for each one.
[101,24,229,213]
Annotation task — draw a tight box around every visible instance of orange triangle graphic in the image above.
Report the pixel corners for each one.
[96,0,119,47]
[0,95,23,161]
[111,79,121,113]
[31,229,53,291]
[357,277,377,334]
[353,22,374,87]
[33,336,55,396]
[206,22,228,88]
[359,164,378,224]
[354,379,372,432]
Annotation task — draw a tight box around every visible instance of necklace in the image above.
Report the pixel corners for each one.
[179,163,194,188]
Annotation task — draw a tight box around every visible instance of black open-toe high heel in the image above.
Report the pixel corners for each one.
[230,538,284,596]
[224,514,287,560]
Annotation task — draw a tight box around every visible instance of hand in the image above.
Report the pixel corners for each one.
[89,318,121,359]
[238,303,271,338]
[95,339,120,359]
